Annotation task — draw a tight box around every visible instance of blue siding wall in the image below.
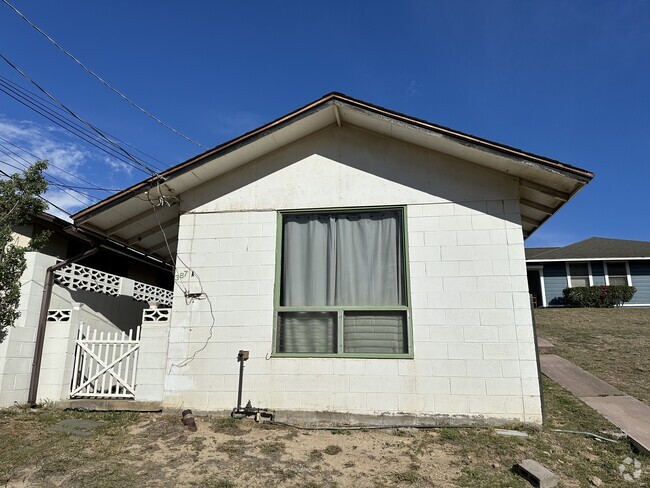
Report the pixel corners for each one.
[629,261,650,305]
[543,263,568,306]
[591,261,606,285]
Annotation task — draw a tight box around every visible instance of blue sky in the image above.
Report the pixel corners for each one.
[0,1,648,247]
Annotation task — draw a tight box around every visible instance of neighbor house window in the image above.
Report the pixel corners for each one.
[568,262,591,287]
[274,208,411,357]
[605,262,630,286]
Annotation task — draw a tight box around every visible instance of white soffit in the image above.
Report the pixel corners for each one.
[74,94,593,258]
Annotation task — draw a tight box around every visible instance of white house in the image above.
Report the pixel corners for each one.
[66,93,593,424]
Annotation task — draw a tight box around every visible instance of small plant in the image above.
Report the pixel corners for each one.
[190,437,205,453]
[191,478,235,488]
[212,417,240,430]
[330,429,351,436]
[309,449,324,461]
[217,439,247,456]
[211,416,247,436]
[391,469,422,484]
[259,441,285,455]
[439,428,461,440]
[323,444,342,455]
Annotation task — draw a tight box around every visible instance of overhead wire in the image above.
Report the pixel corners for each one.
[2,0,208,150]
[0,143,96,205]
[0,76,168,172]
[0,76,159,175]
[0,166,71,217]
[0,133,123,193]
[0,53,160,177]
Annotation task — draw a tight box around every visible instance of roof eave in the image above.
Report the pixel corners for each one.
[73,92,594,224]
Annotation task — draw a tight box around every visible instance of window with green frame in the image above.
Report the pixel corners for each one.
[274,208,411,357]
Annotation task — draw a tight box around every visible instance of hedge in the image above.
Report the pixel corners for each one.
[562,285,636,308]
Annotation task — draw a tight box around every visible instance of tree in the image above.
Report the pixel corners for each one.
[0,161,49,343]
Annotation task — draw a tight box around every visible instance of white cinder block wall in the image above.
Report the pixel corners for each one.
[0,252,56,406]
[162,125,542,423]
[0,252,150,406]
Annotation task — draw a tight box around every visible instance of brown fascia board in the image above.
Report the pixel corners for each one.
[72,92,595,223]
[34,212,172,271]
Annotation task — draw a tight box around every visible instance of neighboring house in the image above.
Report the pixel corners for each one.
[0,212,173,407]
[58,93,594,424]
[526,237,650,307]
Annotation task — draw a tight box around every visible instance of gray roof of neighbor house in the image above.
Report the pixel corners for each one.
[70,92,595,263]
[527,237,650,261]
[525,247,559,260]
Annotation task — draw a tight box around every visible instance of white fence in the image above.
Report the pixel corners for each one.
[70,324,141,399]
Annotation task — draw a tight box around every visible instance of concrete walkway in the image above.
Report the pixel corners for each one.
[539,352,650,456]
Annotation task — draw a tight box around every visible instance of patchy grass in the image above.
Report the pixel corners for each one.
[535,307,650,405]
[322,444,342,455]
[258,440,286,455]
[3,306,650,487]
[0,395,647,487]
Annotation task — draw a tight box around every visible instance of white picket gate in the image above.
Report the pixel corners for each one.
[70,324,141,399]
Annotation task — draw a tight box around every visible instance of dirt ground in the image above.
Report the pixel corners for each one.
[1,378,648,488]
[2,309,650,487]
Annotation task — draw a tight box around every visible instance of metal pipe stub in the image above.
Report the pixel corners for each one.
[230,350,274,421]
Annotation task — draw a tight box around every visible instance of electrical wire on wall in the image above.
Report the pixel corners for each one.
[144,185,218,372]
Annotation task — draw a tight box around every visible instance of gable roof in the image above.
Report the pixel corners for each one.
[527,237,650,261]
[70,92,594,262]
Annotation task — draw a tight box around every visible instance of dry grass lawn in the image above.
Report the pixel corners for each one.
[534,307,650,405]
[1,307,649,486]
[1,378,648,487]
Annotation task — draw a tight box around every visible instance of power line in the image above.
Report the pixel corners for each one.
[0,53,160,177]
[0,76,169,171]
[2,0,208,150]
[0,141,100,206]
[0,154,92,206]
[0,78,154,176]
[0,141,100,204]
[0,133,126,193]
[0,164,77,217]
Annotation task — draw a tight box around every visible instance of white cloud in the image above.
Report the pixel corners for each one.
[42,187,93,221]
[103,155,134,176]
[0,116,137,215]
[0,117,88,181]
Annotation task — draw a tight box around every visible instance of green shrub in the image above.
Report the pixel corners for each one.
[562,285,636,308]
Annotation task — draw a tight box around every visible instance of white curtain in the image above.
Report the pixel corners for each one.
[277,211,407,354]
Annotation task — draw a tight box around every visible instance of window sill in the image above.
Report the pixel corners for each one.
[270,353,414,359]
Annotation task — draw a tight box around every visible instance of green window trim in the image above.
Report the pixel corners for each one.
[271,206,414,359]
